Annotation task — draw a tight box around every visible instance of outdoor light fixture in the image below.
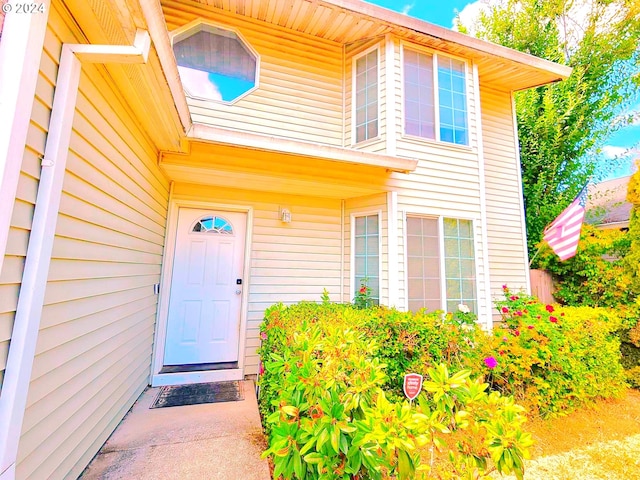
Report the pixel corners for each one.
[280,208,291,223]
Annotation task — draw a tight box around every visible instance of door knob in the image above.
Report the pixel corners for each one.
[235,289,242,295]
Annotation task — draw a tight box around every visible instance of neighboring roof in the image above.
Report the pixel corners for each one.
[586,176,633,226]
[173,0,572,92]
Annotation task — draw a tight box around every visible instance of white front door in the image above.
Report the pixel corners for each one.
[164,208,246,365]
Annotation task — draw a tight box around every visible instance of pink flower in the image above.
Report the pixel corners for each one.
[501,306,509,313]
[549,316,558,323]
[514,329,520,336]
[515,311,523,316]
[259,362,265,375]
[502,284,508,290]
[527,325,534,330]
[510,295,519,301]
[260,331,267,341]
[484,357,498,369]
[546,305,555,313]
[502,336,508,342]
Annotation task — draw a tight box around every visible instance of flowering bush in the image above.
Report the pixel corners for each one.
[477,287,627,416]
[353,279,374,309]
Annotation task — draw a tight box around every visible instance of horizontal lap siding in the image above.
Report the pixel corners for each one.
[15,4,170,480]
[163,0,343,146]
[480,86,529,294]
[172,184,342,374]
[0,21,51,392]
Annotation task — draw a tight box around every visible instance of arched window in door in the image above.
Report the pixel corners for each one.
[191,215,234,235]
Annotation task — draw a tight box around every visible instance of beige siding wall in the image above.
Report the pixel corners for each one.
[0,89,45,394]
[344,38,387,153]
[343,193,388,304]
[480,86,529,295]
[163,0,344,146]
[171,184,342,374]
[12,4,170,479]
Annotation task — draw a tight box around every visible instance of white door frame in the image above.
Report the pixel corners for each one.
[151,196,253,387]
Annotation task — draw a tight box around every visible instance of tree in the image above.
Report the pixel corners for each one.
[625,161,640,292]
[457,0,640,262]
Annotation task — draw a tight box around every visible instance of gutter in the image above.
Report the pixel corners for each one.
[0,30,151,480]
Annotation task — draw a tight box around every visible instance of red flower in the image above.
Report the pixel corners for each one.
[514,329,521,336]
[527,325,534,330]
[549,316,558,323]
[546,305,555,313]
[561,312,565,317]
[502,284,508,290]
[515,311,523,317]
[509,295,519,301]
[501,306,509,313]
[359,286,367,294]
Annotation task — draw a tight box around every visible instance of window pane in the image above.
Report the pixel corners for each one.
[443,217,476,313]
[407,216,441,312]
[174,28,257,103]
[354,214,379,300]
[355,51,378,143]
[437,56,468,145]
[403,49,435,139]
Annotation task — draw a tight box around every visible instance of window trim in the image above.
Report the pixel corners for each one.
[400,41,471,147]
[351,45,382,146]
[170,19,261,105]
[404,213,480,313]
[350,210,383,303]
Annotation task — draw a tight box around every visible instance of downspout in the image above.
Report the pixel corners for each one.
[0,30,150,480]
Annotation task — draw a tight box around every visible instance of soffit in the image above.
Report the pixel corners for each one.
[179,0,571,91]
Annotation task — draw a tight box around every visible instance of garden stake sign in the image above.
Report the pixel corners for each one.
[403,373,423,404]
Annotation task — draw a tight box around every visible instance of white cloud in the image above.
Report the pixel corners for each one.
[454,0,491,33]
[177,66,222,101]
[601,145,630,158]
[401,3,414,15]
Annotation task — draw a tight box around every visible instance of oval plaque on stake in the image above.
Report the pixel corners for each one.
[403,373,423,402]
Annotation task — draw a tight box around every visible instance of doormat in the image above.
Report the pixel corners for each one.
[150,381,244,409]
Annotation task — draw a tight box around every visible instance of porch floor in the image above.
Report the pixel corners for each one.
[79,380,271,480]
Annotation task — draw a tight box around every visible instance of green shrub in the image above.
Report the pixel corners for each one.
[258,303,531,480]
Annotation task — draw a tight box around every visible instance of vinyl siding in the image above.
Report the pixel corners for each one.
[163,0,344,146]
[480,86,529,294]
[0,40,48,393]
[14,3,170,479]
[171,184,342,374]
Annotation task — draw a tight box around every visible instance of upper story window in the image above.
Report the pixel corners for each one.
[173,22,259,103]
[403,47,469,146]
[353,49,379,143]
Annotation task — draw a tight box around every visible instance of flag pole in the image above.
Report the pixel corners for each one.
[529,243,544,267]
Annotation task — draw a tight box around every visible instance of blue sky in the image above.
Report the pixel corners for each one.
[366,0,639,180]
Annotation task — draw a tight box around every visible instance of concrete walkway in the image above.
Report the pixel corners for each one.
[80,381,271,480]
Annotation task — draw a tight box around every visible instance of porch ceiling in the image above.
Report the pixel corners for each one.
[167,0,571,92]
[159,134,404,198]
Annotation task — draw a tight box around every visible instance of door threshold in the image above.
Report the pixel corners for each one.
[159,362,239,374]
[151,368,243,387]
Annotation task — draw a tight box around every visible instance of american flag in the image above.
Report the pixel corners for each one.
[543,187,588,261]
